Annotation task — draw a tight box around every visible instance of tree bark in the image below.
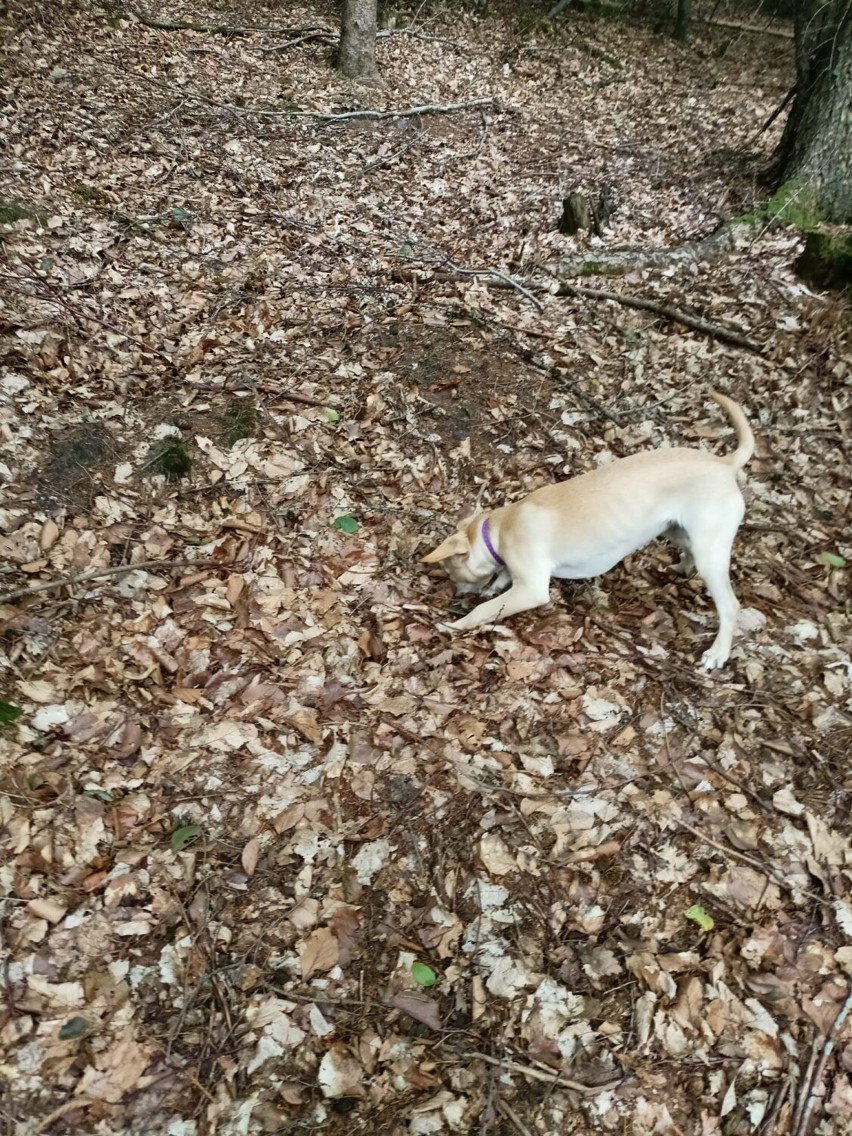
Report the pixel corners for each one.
[773,0,852,222]
[673,0,691,42]
[339,0,378,80]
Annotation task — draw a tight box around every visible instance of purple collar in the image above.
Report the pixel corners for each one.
[481,517,505,567]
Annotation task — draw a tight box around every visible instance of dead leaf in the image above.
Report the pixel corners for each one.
[298,927,339,979]
[76,1029,153,1103]
[241,836,260,878]
[386,992,442,1031]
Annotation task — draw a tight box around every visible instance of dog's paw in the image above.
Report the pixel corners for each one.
[700,648,729,671]
[436,619,463,633]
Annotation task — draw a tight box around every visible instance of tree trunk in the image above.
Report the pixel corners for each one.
[338,0,378,81]
[673,0,691,41]
[773,0,852,222]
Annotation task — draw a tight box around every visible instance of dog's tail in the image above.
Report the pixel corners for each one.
[712,391,754,472]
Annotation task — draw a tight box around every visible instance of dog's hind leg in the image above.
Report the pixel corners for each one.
[689,534,741,669]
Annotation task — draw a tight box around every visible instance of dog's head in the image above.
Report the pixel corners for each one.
[422,514,491,587]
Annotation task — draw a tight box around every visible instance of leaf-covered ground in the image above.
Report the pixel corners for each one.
[1,2,850,1133]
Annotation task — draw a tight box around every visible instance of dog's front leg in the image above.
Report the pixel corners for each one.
[447,573,551,631]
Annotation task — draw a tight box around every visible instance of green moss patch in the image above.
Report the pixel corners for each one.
[795,231,852,292]
[150,439,192,481]
[221,397,259,447]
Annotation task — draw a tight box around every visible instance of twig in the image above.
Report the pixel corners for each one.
[790,1038,820,1136]
[441,1046,624,1095]
[498,1100,536,1136]
[695,15,794,37]
[793,987,852,1136]
[673,818,830,907]
[0,559,217,606]
[440,257,544,311]
[138,75,495,122]
[0,269,175,367]
[362,133,422,175]
[128,8,328,35]
[761,1076,793,1136]
[35,1098,96,1133]
[257,387,340,409]
[254,31,337,52]
[553,281,764,353]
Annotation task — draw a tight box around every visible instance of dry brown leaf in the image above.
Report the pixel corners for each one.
[386,992,442,1031]
[241,836,260,878]
[298,927,340,979]
[75,1030,153,1103]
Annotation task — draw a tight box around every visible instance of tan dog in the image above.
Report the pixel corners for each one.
[423,392,754,669]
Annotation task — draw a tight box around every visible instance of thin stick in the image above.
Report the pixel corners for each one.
[498,1100,536,1136]
[0,559,217,606]
[440,257,544,311]
[790,1038,821,1136]
[673,819,829,907]
[442,1046,624,1095]
[129,8,330,35]
[139,76,495,122]
[794,988,852,1136]
[255,31,336,52]
[0,271,175,367]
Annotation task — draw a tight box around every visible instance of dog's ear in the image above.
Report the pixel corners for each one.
[422,531,471,563]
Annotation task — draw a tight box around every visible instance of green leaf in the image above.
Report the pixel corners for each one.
[59,1016,89,1040]
[170,824,203,852]
[169,206,191,222]
[411,961,437,988]
[399,243,413,259]
[324,408,340,423]
[685,904,714,932]
[40,256,54,272]
[333,515,358,534]
[0,701,23,725]
[84,787,114,803]
[817,551,846,569]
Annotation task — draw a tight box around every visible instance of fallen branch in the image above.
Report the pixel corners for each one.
[128,8,328,36]
[553,280,763,353]
[696,15,794,38]
[498,1100,536,1136]
[276,96,498,122]
[673,818,829,907]
[543,221,749,279]
[392,260,762,354]
[139,75,496,122]
[0,560,217,606]
[259,387,341,409]
[461,308,624,422]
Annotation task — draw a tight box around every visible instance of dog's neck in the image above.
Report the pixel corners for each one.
[481,517,505,567]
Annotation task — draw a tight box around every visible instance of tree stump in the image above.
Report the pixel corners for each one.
[559,192,591,235]
[559,186,616,236]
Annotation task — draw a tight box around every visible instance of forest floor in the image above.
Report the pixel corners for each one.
[0,1,850,1134]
